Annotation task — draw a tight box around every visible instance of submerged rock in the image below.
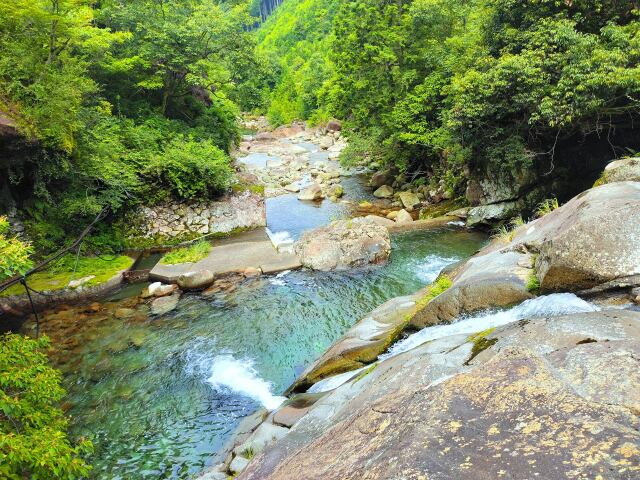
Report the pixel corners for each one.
[295,220,391,271]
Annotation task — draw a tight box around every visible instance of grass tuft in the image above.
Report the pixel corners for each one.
[465,328,498,365]
[492,216,525,243]
[160,240,211,265]
[416,275,453,311]
[535,198,559,218]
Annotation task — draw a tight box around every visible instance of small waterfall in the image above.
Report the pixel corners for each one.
[382,293,599,359]
[206,355,286,410]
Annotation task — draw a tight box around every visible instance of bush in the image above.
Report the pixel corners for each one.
[0,217,33,281]
[143,137,235,200]
[0,334,93,479]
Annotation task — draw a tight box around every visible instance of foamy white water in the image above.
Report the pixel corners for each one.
[413,255,458,283]
[382,293,599,359]
[206,355,286,410]
[266,228,295,253]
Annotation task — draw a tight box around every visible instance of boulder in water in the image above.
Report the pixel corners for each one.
[177,270,214,290]
[325,183,344,200]
[297,183,324,201]
[150,293,180,315]
[295,220,391,271]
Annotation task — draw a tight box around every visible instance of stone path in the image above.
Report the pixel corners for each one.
[149,229,301,283]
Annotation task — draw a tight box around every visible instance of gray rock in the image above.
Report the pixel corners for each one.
[352,215,395,228]
[295,220,391,271]
[373,185,394,198]
[150,293,180,316]
[411,249,533,328]
[369,170,394,189]
[394,209,413,224]
[177,270,214,290]
[297,183,324,201]
[466,200,521,227]
[515,181,640,291]
[598,157,640,185]
[233,422,289,459]
[241,310,640,480]
[398,191,420,210]
[319,136,333,150]
[229,455,249,474]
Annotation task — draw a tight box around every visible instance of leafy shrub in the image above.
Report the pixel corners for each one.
[0,334,93,479]
[160,240,211,265]
[0,217,33,281]
[144,137,235,200]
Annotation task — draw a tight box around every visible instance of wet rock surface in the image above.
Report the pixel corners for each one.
[294,220,391,271]
[239,310,640,480]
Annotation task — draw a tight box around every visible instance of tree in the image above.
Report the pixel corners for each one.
[0,333,93,479]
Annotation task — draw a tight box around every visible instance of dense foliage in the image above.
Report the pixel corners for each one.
[259,0,640,194]
[0,0,265,252]
[0,334,92,479]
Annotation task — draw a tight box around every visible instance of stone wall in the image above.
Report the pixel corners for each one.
[131,191,266,240]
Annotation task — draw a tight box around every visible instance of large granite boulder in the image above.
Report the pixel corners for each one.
[513,181,640,291]
[287,293,421,393]
[410,249,534,328]
[596,157,640,185]
[239,310,640,480]
[294,220,391,271]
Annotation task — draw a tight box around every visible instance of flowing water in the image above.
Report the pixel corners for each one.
[309,293,600,395]
[22,227,486,479]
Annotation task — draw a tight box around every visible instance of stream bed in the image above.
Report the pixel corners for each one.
[21,228,485,479]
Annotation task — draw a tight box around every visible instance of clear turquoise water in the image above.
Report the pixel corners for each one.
[34,229,484,479]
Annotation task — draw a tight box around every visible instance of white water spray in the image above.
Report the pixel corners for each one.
[206,355,286,410]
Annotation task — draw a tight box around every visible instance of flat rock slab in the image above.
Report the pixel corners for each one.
[150,229,302,282]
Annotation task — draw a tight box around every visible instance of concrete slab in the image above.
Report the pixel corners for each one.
[150,229,302,282]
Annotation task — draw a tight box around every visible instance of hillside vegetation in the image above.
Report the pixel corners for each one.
[0,0,270,254]
[258,0,640,200]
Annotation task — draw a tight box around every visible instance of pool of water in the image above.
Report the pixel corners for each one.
[23,228,485,479]
[266,176,377,239]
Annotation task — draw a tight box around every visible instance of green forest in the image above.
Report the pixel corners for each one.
[1,0,639,258]
[1,1,639,479]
